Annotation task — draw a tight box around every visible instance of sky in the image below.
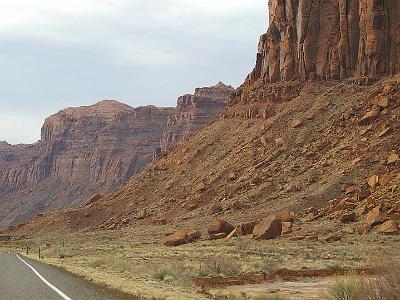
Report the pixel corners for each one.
[0,0,267,144]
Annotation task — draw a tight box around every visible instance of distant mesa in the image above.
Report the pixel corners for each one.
[160,82,234,152]
[0,84,233,228]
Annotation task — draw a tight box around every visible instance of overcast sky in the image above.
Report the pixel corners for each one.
[0,0,267,144]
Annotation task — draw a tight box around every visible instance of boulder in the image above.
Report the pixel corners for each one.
[187,230,202,241]
[378,220,399,235]
[161,231,188,247]
[340,211,356,223]
[252,215,282,240]
[276,210,295,222]
[228,172,237,181]
[379,174,393,186]
[358,224,372,235]
[231,200,246,210]
[135,209,147,220]
[286,183,299,193]
[208,219,235,235]
[367,175,380,189]
[358,108,380,125]
[364,206,387,227]
[238,221,259,235]
[292,119,303,128]
[387,153,399,165]
[195,181,206,192]
[275,138,285,147]
[376,95,390,108]
[153,218,167,226]
[357,185,371,201]
[209,204,223,215]
[324,233,342,242]
[161,230,201,246]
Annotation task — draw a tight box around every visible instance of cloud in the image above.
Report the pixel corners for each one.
[0,0,267,143]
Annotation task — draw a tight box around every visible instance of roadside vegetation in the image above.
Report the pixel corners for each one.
[3,225,400,300]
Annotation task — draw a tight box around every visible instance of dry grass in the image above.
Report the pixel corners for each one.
[326,273,363,300]
[363,261,400,300]
[3,224,400,300]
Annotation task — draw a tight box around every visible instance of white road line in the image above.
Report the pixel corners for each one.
[15,253,72,300]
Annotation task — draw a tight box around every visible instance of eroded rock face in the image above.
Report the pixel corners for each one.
[247,0,400,84]
[0,100,175,227]
[160,82,234,152]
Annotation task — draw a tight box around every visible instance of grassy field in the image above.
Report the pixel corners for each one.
[2,223,400,300]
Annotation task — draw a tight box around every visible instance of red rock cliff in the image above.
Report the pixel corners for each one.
[160,82,234,152]
[248,0,400,83]
[0,100,175,226]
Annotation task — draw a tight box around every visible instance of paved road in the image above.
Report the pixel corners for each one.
[0,253,138,300]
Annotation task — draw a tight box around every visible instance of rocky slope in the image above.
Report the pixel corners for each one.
[0,100,176,227]
[160,82,234,152]
[5,0,400,237]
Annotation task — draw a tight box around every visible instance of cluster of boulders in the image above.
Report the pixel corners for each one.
[300,173,400,236]
[161,210,295,247]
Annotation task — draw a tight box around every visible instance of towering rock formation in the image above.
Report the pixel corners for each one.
[160,82,234,152]
[247,0,400,84]
[0,100,175,226]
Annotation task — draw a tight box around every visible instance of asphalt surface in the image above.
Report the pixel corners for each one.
[0,253,138,300]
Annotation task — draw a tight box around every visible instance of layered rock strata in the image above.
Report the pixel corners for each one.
[160,82,234,152]
[247,0,400,84]
[0,100,175,226]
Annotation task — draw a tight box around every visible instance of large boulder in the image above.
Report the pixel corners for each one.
[364,206,387,227]
[161,230,201,247]
[252,215,282,240]
[208,219,235,235]
[378,220,399,235]
[161,231,188,247]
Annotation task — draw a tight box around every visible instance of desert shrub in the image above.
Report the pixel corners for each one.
[151,266,178,281]
[199,257,241,276]
[363,261,400,300]
[151,262,197,288]
[326,273,363,300]
[89,255,133,273]
[258,257,279,276]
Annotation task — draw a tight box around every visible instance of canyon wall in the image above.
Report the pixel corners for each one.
[1,87,235,227]
[160,82,234,152]
[0,100,176,226]
[247,0,400,84]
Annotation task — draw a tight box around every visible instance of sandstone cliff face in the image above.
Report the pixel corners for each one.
[247,0,400,84]
[160,82,234,152]
[0,100,175,226]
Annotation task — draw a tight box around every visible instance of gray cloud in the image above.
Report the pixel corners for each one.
[0,0,267,144]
